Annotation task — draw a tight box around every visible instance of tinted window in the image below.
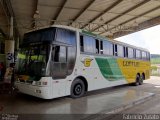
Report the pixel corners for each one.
[23,28,56,44]
[125,47,128,57]
[56,29,76,75]
[56,29,76,46]
[52,46,66,63]
[117,45,123,57]
[51,46,67,79]
[147,52,150,61]
[124,47,126,57]
[114,44,118,56]
[103,41,113,55]
[142,51,147,60]
[128,47,134,58]
[96,39,99,54]
[100,41,103,54]
[80,35,84,52]
[83,35,96,53]
[136,50,141,59]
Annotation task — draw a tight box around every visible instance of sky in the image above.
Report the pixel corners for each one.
[115,25,160,54]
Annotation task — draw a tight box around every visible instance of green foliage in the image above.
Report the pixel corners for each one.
[151,58,160,64]
[151,54,160,64]
[151,66,157,70]
[151,54,160,76]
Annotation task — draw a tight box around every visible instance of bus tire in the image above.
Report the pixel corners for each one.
[139,74,144,85]
[134,74,140,86]
[70,78,85,98]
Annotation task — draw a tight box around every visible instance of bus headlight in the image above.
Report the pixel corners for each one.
[35,81,48,86]
[35,81,41,86]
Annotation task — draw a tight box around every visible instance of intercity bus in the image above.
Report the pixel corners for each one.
[15,25,150,99]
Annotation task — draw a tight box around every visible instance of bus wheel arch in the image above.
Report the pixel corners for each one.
[70,76,88,98]
[76,76,88,92]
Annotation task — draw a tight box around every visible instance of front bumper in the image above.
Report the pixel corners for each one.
[15,82,52,99]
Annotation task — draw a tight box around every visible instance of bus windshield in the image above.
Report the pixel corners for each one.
[15,44,49,80]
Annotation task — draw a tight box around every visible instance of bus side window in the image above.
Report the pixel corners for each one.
[54,46,60,62]
[128,47,134,58]
[125,47,128,58]
[103,41,113,56]
[123,47,126,57]
[147,52,150,61]
[80,35,84,52]
[136,49,142,59]
[117,45,123,57]
[96,39,99,54]
[142,51,147,60]
[113,44,114,56]
[133,49,136,58]
[140,51,142,59]
[100,41,103,54]
[114,44,118,56]
[52,46,66,63]
[83,35,96,53]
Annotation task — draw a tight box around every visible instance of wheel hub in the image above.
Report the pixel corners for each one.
[75,84,82,95]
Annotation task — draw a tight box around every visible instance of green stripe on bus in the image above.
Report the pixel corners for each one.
[82,30,97,37]
[95,57,124,81]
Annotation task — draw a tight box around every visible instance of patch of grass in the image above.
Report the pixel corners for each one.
[151,58,160,64]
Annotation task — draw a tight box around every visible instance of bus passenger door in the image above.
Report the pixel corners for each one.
[50,45,67,97]
[51,45,67,79]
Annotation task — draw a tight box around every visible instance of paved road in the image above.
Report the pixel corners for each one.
[105,76,160,120]
[0,76,160,120]
[121,76,160,114]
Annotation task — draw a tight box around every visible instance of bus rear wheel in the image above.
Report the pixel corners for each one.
[71,78,85,98]
[134,74,140,86]
[139,74,144,85]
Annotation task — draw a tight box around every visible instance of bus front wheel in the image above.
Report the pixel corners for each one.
[71,78,85,98]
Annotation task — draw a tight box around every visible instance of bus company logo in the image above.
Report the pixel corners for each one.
[123,61,139,67]
[81,58,93,67]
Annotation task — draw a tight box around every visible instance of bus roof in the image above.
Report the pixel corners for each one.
[26,25,149,52]
[26,25,80,33]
